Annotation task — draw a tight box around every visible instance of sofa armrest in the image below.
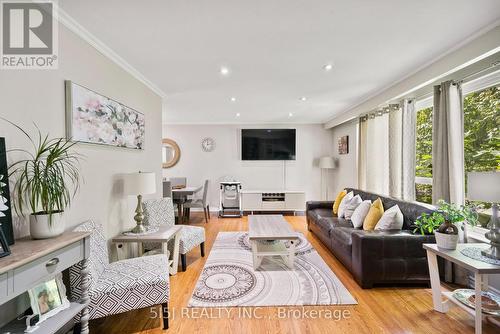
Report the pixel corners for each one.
[306,201,334,211]
[350,230,436,288]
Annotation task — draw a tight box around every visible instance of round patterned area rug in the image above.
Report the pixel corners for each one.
[192,264,258,303]
[188,232,357,307]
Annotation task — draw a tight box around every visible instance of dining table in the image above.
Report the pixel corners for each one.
[172,185,203,223]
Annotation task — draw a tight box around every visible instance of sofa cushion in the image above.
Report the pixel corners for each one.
[333,189,347,214]
[338,191,354,218]
[308,208,334,222]
[344,195,362,220]
[375,204,404,230]
[345,188,435,230]
[363,198,384,230]
[351,200,371,228]
[308,210,353,235]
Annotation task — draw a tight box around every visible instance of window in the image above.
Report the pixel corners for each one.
[463,85,499,227]
[414,75,499,208]
[415,106,433,204]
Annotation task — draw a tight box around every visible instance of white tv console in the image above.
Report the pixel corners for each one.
[241,190,305,213]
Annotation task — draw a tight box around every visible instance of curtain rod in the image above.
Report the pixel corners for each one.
[414,62,500,100]
[460,60,499,82]
[361,61,499,121]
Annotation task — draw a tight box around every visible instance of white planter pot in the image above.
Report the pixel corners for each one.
[435,231,459,250]
[30,211,65,239]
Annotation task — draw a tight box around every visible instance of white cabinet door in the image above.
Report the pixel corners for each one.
[285,193,305,210]
[241,193,262,210]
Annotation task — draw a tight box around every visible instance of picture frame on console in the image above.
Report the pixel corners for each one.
[27,274,70,327]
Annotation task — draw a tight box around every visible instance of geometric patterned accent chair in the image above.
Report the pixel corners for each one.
[143,198,206,271]
[69,220,170,329]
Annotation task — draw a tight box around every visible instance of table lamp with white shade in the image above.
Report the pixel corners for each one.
[319,156,336,200]
[467,172,500,259]
[124,171,156,234]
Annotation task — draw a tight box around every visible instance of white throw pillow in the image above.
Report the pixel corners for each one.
[350,200,371,228]
[344,195,362,220]
[337,191,354,218]
[375,204,404,230]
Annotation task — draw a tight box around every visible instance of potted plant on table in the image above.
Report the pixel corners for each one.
[413,200,478,250]
[7,123,81,239]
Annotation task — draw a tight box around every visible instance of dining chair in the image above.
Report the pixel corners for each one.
[163,181,172,198]
[183,180,210,223]
[169,177,187,189]
[143,198,205,272]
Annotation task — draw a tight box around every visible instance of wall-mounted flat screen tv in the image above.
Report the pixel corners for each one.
[241,129,296,160]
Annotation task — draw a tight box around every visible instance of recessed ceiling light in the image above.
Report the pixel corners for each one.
[300,97,307,101]
[230,97,237,102]
[288,112,293,117]
[236,113,241,117]
[323,63,334,71]
[220,66,230,76]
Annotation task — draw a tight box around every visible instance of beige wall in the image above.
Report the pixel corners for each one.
[163,124,334,206]
[0,21,162,327]
[330,120,358,195]
[0,23,163,240]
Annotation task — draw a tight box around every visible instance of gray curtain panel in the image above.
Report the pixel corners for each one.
[432,81,465,205]
[432,81,467,284]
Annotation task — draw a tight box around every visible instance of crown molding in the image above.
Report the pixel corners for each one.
[57,7,167,100]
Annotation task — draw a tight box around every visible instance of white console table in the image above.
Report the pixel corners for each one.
[241,190,305,213]
[0,232,91,334]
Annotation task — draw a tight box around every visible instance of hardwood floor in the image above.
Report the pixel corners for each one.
[91,214,498,334]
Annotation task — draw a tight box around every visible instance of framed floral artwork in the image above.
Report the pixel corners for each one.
[65,81,145,149]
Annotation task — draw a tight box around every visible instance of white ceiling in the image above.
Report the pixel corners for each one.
[61,0,500,124]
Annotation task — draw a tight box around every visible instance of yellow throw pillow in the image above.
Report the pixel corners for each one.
[363,198,385,230]
[332,190,347,215]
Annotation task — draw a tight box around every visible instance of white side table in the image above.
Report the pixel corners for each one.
[424,243,500,334]
[112,225,182,275]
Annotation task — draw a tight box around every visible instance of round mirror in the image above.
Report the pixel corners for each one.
[162,138,180,168]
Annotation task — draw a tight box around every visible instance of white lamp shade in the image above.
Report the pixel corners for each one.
[467,172,500,203]
[319,156,336,169]
[124,172,156,195]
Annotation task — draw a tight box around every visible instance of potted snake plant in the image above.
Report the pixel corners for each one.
[6,121,81,239]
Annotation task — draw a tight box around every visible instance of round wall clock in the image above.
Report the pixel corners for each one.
[201,137,216,152]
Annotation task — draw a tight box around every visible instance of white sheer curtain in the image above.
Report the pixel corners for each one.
[358,119,368,190]
[432,81,465,205]
[358,113,389,195]
[388,100,416,200]
[358,100,416,199]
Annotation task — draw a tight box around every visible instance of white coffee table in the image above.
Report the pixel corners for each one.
[248,215,299,270]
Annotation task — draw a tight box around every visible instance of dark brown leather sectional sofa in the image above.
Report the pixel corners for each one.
[306,188,437,288]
